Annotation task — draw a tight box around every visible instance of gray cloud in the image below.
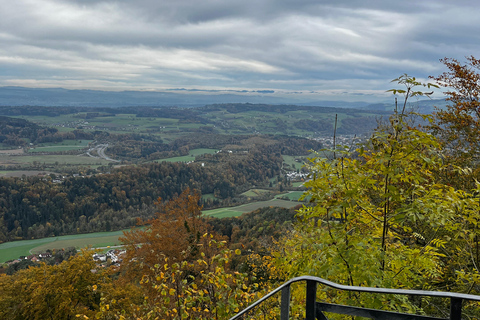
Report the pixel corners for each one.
[0,0,478,102]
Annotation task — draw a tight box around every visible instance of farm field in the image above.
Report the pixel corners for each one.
[275,191,306,201]
[240,189,271,197]
[203,198,301,218]
[155,148,218,163]
[292,181,306,187]
[282,154,315,169]
[29,139,93,153]
[0,170,59,178]
[0,154,110,167]
[0,230,129,263]
[202,208,244,219]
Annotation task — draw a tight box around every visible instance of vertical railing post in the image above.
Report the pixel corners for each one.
[306,280,317,320]
[450,297,462,320]
[281,284,291,320]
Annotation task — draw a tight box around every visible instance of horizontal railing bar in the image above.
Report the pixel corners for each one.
[288,276,480,301]
[228,276,480,320]
[317,302,447,320]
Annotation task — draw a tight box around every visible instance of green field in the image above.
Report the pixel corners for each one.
[155,148,218,163]
[203,198,301,218]
[202,209,244,219]
[0,154,110,166]
[240,189,271,197]
[155,155,195,163]
[201,193,217,200]
[0,170,59,178]
[275,191,303,201]
[282,154,315,169]
[28,146,86,153]
[0,230,130,263]
[292,181,306,187]
[29,140,93,153]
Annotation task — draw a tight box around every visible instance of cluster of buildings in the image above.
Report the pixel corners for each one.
[4,252,53,266]
[313,135,364,148]
[92,248,126,268]
[285,171,308,181]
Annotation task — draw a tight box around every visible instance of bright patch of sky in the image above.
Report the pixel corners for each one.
[0,0,478,102]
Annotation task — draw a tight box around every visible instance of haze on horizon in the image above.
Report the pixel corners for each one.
[1,0,479,103]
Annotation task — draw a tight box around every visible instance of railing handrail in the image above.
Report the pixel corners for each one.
[229,275,480,320]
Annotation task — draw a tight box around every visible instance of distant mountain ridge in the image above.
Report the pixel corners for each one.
[0,86,446,111]
[361,98,447,114]
[0,86,381,108]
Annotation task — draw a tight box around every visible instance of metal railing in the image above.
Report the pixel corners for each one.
[229,276,480,320]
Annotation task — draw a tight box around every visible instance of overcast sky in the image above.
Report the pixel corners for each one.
[0,0,479,102]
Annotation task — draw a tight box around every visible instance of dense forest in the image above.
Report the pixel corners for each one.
[0,115,100,147]
[0,134,320,241]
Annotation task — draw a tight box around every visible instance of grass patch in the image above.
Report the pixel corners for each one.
[283,154,313,169]
[236,199,300,212]
[0,170,58,178]
[201,193,217,200]
[0,238,56,263]
[275,191,306,201]
[36,140,93,147]
[189,148,218,156]
[155,148,218,163]
[203,199,301,218]
[2,155,110,166]
[29,140,93,153]
[240,189,271,197]
[156,155,194,163]
[30,235,123,254]
[29,146,84,153]
[292,181,305,187]
[202,208,244,218]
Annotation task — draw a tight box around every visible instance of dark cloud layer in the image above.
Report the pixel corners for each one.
[0,0,479,101]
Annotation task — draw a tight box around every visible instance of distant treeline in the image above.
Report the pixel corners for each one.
[202,103,392,115]
[0,103,391,119]
[0,105,202,121]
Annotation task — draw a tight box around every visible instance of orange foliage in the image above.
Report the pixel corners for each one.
[431,56,480,167]
[119,188,218,279]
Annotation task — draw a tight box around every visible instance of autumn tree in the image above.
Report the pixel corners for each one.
[430,56,480,171]
[93,236,261,320]
[92,189,264,319]
[119,188,216,280]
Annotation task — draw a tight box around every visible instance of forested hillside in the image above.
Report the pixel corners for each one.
[0,147,279,241]
[0,134,320,241]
